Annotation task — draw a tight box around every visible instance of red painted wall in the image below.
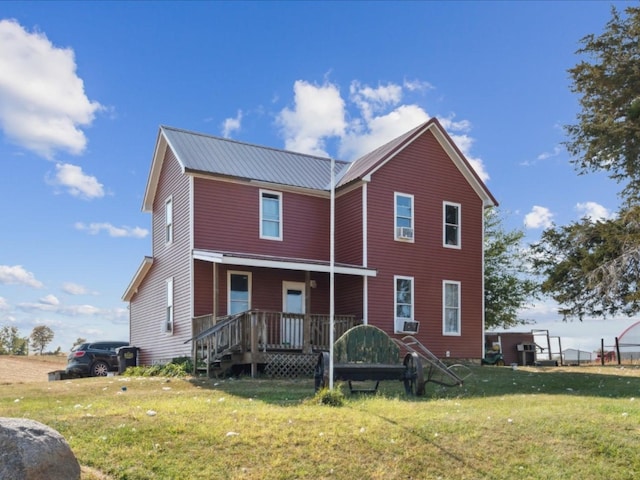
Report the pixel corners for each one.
[193,178,330,260]
[364,130,485,359]
[335,186,363,266]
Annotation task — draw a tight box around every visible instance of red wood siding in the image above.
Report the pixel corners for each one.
[335,187,363,266]
[193,259,213,317]
[130,148,192,365]
[193,178,330,260]
[203,266,331,315]
[365,130,485,359]
[335,273,364,320]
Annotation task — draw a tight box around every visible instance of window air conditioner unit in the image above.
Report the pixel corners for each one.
[396,227,414,240]
[402,321,419,333]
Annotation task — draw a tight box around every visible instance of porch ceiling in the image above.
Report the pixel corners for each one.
[193,249,377,277]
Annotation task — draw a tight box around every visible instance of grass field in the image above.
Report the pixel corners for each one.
[1,358,639,479]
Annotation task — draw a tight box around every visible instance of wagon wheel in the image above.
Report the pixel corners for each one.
[403,352,425,396]
[314,352,330,392]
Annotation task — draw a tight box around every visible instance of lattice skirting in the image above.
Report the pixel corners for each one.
[263,353,318,378]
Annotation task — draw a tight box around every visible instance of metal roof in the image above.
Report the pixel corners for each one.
[161,126,350,191]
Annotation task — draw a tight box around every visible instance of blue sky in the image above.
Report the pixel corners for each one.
[0,1,636,355]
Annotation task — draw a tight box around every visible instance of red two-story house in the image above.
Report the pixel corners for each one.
[123,118,497,374]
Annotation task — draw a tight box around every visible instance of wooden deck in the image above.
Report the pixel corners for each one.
[189,310,359,377]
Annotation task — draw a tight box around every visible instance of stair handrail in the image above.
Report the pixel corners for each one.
[184,311,246,344]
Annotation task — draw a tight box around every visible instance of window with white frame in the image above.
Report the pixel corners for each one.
[443,281,461,335]
[395,193,414,241]
[443,202,461,248]
[228,272,251,314]
[165,277,174,333]
[165,196,173,244]
[260,190,282,240]
[394,276,414,332]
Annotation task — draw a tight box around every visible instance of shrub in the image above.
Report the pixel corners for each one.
[122,357,193,378]
[309,387,345,407]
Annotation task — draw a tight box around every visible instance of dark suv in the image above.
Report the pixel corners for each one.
[66,341,129,377]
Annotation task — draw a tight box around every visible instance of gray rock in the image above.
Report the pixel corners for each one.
[0,417,80,480]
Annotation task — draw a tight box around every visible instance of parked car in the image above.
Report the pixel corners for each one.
[66,341,129,377]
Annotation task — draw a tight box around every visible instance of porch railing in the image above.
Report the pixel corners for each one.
[190,310,359,375]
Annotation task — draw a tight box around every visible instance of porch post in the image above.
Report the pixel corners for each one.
[250,312,258,377]
[212,263,218,319]
[303,271,311,354]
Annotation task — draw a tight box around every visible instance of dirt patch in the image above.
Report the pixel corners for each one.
[0,355,67,384]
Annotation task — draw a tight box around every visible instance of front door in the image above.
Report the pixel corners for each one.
[282,281,305,348]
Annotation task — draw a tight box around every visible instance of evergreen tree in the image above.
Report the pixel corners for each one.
[484,208,539,329]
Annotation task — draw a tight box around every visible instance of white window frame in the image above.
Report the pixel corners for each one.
[443,201,461,249]
[394,192,414,242]
[227,271,252,315]
[260,189,283,241]
[443,280,461,336]
[165,277,174,334]
[165,196,173,245]
[394,275,414,333]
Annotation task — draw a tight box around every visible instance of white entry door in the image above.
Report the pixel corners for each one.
[282,281,305,348]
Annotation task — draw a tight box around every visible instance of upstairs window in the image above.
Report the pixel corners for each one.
[395,193,414,242]
[260,190,282,240]
[165,277,174,334]
[394,276,414,332]
[443,202,461,248]
[165,197,173,244]
[443,281,461,335]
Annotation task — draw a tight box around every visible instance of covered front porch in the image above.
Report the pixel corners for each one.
[190,310,360,377]
[190,249,376,376]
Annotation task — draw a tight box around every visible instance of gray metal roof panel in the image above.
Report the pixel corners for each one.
[161,126,349,191]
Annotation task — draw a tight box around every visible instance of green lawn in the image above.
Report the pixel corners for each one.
[1,365,639,479]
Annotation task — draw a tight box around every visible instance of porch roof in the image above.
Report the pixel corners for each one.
[192,249,377,277]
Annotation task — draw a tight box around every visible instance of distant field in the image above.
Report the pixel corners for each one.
[0,354,67,384]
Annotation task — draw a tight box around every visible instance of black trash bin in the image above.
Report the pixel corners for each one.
[117,346,139,374]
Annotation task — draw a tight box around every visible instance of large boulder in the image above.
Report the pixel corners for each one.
[0,417,80,480]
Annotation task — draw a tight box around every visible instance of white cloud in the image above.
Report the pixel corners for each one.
[349,81,403,122]
[537,145,563,161]
[440,117,489,182]
[0,19,102,158]
[276,78,490,182]
[575,201,612,221]
[403,78,433,93]
[50,163,104,199]
[17,301,101,316]
[524,205,554,229]
[74,222,149,238]
[0,297,9,310]
[63,304,101,316]
[340,104,429,160]
[39,294,59,306]
[0,265,43,288]
[277,80,346,156]
[62,282,89,295]
[222,110,242,138]
[522,145,564,167]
